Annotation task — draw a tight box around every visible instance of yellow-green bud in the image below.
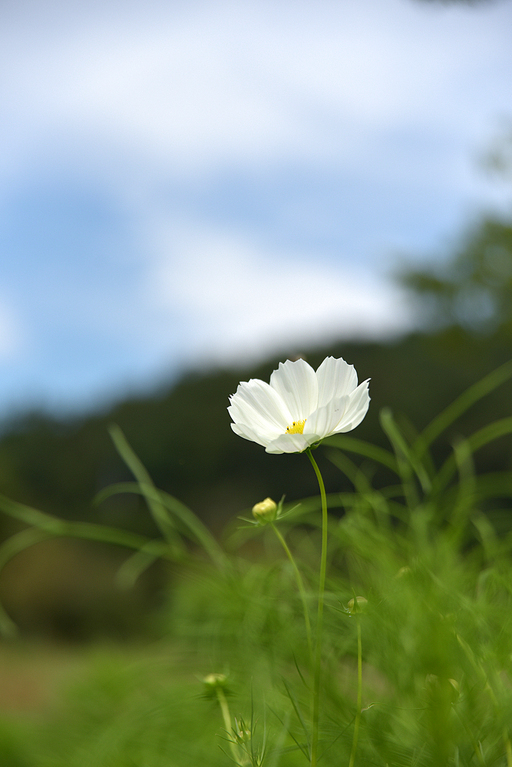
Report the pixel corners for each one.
[347,596,368,614]
[234,717,252,743]
[203,673,227,690]
[252,497,278,522]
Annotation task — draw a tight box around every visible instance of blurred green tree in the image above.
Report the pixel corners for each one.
[397,216,512,337]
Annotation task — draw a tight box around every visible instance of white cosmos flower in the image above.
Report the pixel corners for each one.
[228,357,370,454]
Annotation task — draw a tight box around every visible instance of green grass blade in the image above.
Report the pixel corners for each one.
[447,437,477,540]
[415,359,512,458]
[325,449,374,495]
[108,424,183,549]
[434,417,512,494]
[97,481,227,570]
[380,408,432,497]
[279,679,310,759]
[322,435,399,474]
[115,548,163,589]
[0,496,172,637]
[0,492,172,556]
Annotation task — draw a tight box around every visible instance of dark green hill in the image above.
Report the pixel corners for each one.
[0,329,511,536]
[0,328,511,640]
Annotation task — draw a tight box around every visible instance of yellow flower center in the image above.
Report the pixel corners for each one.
[286,419,306,434]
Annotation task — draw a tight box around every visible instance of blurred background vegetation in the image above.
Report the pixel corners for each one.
[0,193,512,643]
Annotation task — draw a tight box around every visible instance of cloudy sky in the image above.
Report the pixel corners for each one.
[1,0,511,417]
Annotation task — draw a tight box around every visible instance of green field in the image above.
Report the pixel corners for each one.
[1,360,512,766]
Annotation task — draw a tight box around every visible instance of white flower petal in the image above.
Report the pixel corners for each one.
[228,401,283,442]
[305,395,349,439]
[333,379,370,433]
[228,378,292,437]
[230,422,271,448]
[266,432,313,454]
[316,356,358,407]
[269,359,318,420]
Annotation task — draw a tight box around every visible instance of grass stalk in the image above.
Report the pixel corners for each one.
[348,620,362,767]
[306,448,328,767]
[216,687,241,765]
[270,521,313,663]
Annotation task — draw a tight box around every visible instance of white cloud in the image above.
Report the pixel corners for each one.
[1,0,512,187]
[148,224,415,367]
[1,0,512,412]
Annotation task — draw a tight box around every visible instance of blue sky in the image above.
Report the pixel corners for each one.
[1,0,512,417]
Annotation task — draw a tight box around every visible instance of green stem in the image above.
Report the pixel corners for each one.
[348,620,362,767]
[306,448,328,767]
[504,726,512,767]
[216,687,240,765]
[271,521,313,664]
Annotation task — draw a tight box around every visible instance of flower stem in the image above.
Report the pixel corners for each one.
[216,687,240,765]
[504,727,512,767]
[271,522,313,663]
[306,448,328,767]
[348,620,363,767]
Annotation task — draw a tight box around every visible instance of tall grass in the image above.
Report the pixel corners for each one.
[1,362,512,765]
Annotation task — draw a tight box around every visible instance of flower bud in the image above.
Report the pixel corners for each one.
[234,717,252,743]
[347,596,368,614]
[203,673,227,690]
[252,497,278,523]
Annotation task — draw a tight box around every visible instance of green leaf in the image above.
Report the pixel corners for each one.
[322,435,399,474]
[415,359,512,458]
